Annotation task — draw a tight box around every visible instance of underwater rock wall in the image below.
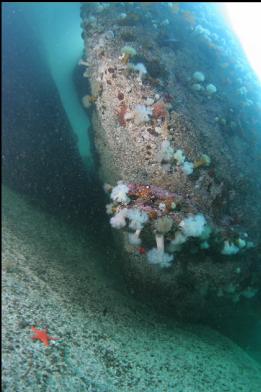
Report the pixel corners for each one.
[80,2,261,319]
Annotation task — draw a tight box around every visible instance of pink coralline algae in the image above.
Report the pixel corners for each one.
[127,183,176,200]
[126,183,180,220]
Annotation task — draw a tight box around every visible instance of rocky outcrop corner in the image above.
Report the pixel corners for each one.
[80,2,261,319]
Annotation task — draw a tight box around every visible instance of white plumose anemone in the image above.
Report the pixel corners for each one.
[147,248,174,268]
[111,182,130,204]
[179,214,207,238]
[110,208,128,229]
[127,208,149,245]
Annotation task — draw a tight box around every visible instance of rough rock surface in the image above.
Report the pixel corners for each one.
[2,186,261,391]
[80,3,261,318]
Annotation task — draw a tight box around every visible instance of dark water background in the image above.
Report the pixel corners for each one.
[2,2,261,365]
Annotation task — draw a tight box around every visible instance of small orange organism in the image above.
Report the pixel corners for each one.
[31,327,60,347]
[136,186,153,200]
[152,101,168,120]
[164,198,176,212]
[148,210,158,220]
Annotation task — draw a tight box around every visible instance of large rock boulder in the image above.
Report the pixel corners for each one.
[80,2,261,319]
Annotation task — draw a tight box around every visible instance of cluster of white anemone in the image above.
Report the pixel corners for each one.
[107,182,254,269]
[159,140,194,175]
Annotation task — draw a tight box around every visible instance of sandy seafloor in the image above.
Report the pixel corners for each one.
[2,185,261,392]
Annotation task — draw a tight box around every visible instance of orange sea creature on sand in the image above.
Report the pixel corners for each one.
[31,326,60,347]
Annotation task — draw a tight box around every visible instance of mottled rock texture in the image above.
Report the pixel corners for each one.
[80,2,261,319]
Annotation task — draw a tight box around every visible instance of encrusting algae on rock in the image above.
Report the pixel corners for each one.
[105,181,254,269]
